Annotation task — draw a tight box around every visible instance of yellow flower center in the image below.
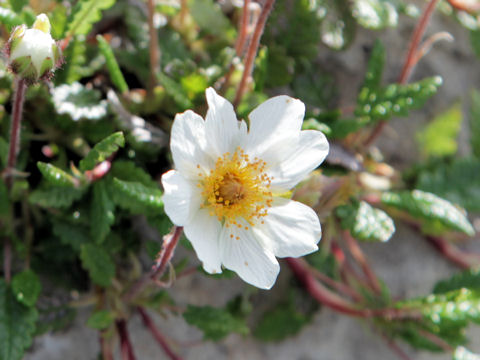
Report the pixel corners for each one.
[198,148,273,228]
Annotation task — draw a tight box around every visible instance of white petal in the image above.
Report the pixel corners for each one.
[220,224,279,289]
[161,170,201,226]
[257,198,321,258]
[170,110,213,179]
[269,130,329,191]
[204,87,245,157]
[244,96,305,164]
[184,209,222,274]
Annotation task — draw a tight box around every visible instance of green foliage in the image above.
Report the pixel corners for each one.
[0,7,23,31]
[416,157,480,212]
[86,310,115,330]
[0,280,38,360]
[318,0,356,50]
[417,103,462,158]
[80,243,115,287]
[96,35,129,93]
[183,305,249,341]
[352,0,399,29]
[470,89,480,158]
[11,270,41,307]
[8,0,28,13]
[362,40,385,93]
[52,220,90,252]
[0,137,8,169]
[37,162,79,187]
[111,178,163,213]
[54,36,87,84]
[381,190,474,236]
[433,268,480,294]
[0,180,9,217]
[336,200,395,242]
[188,0,233,39]
[66,0,116,37]
[158,72,193,111]
[29,186,86,209]
[110,161,157,188]
[90,181,115,243]
[79,132,125,171]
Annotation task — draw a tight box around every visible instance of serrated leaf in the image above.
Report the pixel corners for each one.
[470,89,480,158]
[381,190,474,236]
[434,268,480,294]
[417,103,462,158]
[66,0,116,37]
[0,7,23,31]
[336,200,395,242]
[79,132,125,172]
[360,40,385,94]
[29,186,86,209]
[96,35,129,93]
[352,0,398,29]
[11,270,41,307]
[416,157,480,212]
[86,310,115,330]
[90,182,115,244]
[454,347,480,360]
[80,243,115,287]
[110,160,157,188]
[0,280,38,360]
[319,0,356,50]
[37,162,79,187]
[111,178,163,213]
[53,221,90,252]
[183,305,249,341]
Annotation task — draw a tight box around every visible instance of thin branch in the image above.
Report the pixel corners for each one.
[235,0,251,57]
[426,235,480,269]
[417,329,454,353]
[100,332,114,360]
[138,307,183,360]
[233,0,276,108]
[116,320,137,360]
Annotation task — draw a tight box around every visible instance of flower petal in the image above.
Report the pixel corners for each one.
[205,87,245,157]
[269,130,329,191]
[184,209,222,274]
[257,198,321,258]
[220,224,279,289]
[244,96,305,164]
[161,170,201,226]
[170,110,212,179]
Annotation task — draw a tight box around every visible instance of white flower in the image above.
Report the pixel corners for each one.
[161,88,329,289]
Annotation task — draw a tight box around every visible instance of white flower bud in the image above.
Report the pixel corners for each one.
[7,13,61,83]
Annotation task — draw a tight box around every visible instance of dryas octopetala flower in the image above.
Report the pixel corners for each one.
[6,13,61,83]
[161,88,329,289]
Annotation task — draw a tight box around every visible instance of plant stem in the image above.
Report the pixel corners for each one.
[100,332,114,360]
[233,0,275,108]
[116,320,136,360]
[138,307,183,360]
[363,0,439,148]
[147,0,160,97]
[425,235,480,269]
[235,0,251,57]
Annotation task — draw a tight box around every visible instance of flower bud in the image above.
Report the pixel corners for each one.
[6,13,61,84]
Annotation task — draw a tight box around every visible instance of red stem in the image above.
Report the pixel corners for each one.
[116,320,136,360]
[426,235,480,269]
[138,307,183,360]
[100,332,114,360]
[233,0,275,108]
[235,0,251,56]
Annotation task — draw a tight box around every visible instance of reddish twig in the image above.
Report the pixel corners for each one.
[138,307,183,360]
[233,0,275,108]
[147,0,160,97]
[364,0,440,148]
[417,329,454,353]
[116,320,136,360]
[379,332,413,360]
[235,0,251,57]
[100,332,114,360]
[426,235,480,269]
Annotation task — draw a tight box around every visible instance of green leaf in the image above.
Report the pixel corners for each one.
[183,305,249,341]
[381,190,475,236]
[11,270,41,307]
[110,160,157,188]
[0,137,8,169]
[158,72,192,111]
[336,200,395,242]
[90,181,115,244]
[29,186,86,209]
[318,0,356,50]
[470,89,480,158]
[0,280,38,360]
[416,157,480,212]
[66,0,116,37]
[352,0,398,29]
[86,310,115,330]
[96,35,129,93]
[188,0,233,39]
[54,36,87,84]
[8,0,28,13]
[417,103,462,158]
[80,243,115,287]
[0,180,9,216]
[433,268,480,294]
[454,347,480,360]
[0,7,23,31]
[111,178,163,213]
[53,221,90,252]
[360,40,385,97]
[79,132,125,172]
[37,162,79,187]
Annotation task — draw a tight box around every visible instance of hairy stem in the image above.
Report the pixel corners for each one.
[138,307,183,360]
[235,0,251,57]
[116,320,136,360]
[233,0,275,108]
